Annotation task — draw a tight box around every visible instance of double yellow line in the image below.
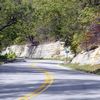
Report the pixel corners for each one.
[18,64,54,100]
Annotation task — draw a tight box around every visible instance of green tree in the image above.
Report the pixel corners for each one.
[0,0,40,50]
[0,0,99,54]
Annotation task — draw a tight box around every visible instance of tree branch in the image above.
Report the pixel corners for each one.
[0,12,21,32]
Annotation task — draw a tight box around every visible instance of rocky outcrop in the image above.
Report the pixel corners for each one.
[3,41,100,65]
[2,45,25,57]
[1,41,74,59]
[72,46,100,65]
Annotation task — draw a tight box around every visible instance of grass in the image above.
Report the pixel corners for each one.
[0,61,4,65]
[43,57,65,61]
[63,63,100,75]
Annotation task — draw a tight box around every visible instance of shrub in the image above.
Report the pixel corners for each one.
[5,52,16,60]
[0,54,7,60]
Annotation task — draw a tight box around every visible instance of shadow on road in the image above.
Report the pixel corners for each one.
[0,65,40,74]
[0,63,43,100]
[0,83,42,99]
[0,61,100,100]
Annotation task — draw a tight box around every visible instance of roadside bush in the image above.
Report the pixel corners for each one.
[5,52,16,60]
[0,52,16,64]
[0,54,7,60]
[0,54,7,64]
[70,33,83,56]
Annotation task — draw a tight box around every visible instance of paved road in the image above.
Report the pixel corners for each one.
[1,59,100,100]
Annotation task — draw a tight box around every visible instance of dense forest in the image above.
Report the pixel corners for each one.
[0,0,100,55]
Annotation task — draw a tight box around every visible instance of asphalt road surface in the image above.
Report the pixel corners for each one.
[0,59,100,100]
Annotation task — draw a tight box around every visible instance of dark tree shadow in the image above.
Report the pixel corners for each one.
[0,61,100,100]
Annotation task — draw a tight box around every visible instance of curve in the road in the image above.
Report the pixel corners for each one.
[18,64,54,100]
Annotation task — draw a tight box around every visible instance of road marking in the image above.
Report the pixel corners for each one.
[18,64,54,100]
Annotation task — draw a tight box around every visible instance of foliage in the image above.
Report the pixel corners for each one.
[0,0,39,47]
[63,63,100,75]
[0,52,16,61]
[14,37,25,44]
[0,54,7,60]
[5,52,16,60]
[81,17,100,51]
[0,0,100,54]
[70,33,84,55]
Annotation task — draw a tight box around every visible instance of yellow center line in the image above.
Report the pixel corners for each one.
[18,64,54,100]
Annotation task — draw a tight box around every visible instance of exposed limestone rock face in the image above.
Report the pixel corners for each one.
[72,46,100,65]
[2,42,100,65]
[1,41,74,59]
[2,45,25,57]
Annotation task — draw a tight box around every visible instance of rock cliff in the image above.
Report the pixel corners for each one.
[2,41,100,65]
[1,41,74,59]
[72,47,100,65]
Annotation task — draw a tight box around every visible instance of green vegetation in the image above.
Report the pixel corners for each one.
[0,0,100,54]
[0,54,6,64]
[63,63,100,75]
[5,52,16,60]
[0,52,16,64]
